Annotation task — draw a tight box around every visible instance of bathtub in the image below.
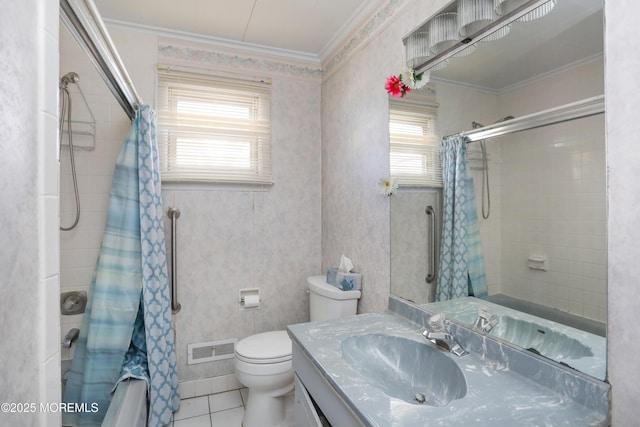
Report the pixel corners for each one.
[62,360,147,427]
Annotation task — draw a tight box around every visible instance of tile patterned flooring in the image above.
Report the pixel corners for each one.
[170,388,294,427]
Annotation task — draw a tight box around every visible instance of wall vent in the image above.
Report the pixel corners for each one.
[187,338,237,365]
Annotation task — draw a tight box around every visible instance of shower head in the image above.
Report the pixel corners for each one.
[472,116,514,129]
[60,72,79,86]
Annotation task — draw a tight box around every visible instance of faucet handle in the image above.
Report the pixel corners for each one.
[63,328,80,348]
[475,307,499,333]
[477,306,491,320]
[428,313,446,332]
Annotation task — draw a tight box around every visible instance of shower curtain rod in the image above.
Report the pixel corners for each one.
[60,0,142,121]
[454,95,605,143]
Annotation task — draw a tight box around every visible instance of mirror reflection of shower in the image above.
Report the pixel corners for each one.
[469,115,514,219]
[59,72,81,231]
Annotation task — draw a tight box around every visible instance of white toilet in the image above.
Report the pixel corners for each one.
[234,275,361,427]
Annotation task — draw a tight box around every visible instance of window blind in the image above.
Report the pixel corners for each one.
[389,99,442,187]
[157,68,272,184]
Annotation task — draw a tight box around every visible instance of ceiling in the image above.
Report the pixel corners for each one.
[94,0,604,89]
[94,0,380,60]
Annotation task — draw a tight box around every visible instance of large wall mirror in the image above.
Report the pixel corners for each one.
[390,0,606,380]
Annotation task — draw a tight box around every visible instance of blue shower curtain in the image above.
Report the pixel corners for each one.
[63,105,179,427]
[436,135,488,301]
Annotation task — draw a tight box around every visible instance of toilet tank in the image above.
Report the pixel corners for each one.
[307,276,361,322]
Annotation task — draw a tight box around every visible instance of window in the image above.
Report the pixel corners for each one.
[157,68,272,184]
[389,98,441,187]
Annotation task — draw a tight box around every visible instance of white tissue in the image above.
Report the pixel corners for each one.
[338,255,354,273]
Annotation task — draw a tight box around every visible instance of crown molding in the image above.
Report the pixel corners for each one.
[321,0,410,81]
[318,0,388,62]
[103,18,322,65]
[157,42,322,81]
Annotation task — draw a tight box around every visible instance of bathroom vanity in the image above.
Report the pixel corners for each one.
[287,299,610,426]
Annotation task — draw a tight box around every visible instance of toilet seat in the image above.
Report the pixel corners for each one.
[235,330,292,364]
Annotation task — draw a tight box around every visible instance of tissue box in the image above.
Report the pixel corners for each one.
[326,267,362,291]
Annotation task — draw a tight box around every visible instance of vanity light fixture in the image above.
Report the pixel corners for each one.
[403,0,555,75]
[495,0,556,22]
[429,12,476,57]
[405,31,430,69]
[458,0,511,41]
[405,31,450,71]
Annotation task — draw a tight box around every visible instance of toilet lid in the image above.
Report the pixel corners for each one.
[235,331,292,363]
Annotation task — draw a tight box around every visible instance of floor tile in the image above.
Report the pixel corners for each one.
[209,390,243,413]
[210,407,244,427]
[173,396,210,421]
[174,413,212,427]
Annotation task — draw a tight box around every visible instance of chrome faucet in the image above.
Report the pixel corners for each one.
[474,307,499,333]
[63,328,80,348]
[422,314,468,357]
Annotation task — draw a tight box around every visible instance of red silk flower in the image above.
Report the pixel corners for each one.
[385,75,411,98]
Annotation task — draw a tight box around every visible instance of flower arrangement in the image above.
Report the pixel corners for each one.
[378,177,399,196]
[385,75,411,98]
[384,69,429,98]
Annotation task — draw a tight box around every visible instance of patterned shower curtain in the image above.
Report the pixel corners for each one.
[436,135,488,301]
[63,105,179,427]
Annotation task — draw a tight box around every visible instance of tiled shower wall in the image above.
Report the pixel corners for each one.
[59,25,322,383]
[435,59,605,322]
[495,59,606,322]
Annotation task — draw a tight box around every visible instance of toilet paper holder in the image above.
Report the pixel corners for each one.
[239,288,261,309]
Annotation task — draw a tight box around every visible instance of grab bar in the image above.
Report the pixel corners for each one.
[425,205,436,284]
[167,207,181,314]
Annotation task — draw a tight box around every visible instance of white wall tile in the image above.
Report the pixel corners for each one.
[40,112,59,196]
[193,376,226,397]
[40,196,60,278]
[39,352,61,427]
[486,60,606,322]
[42,32,59,117]
[40,275,61,361]
[178,381,196,400]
